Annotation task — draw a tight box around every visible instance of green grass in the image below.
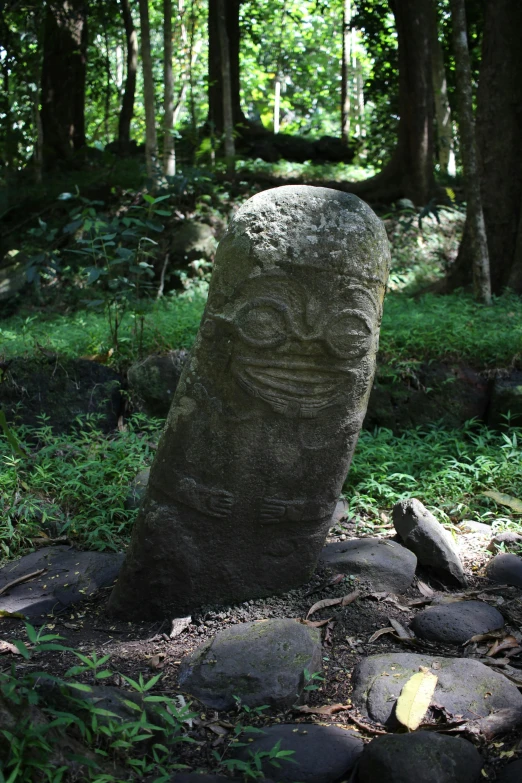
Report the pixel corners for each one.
[345,421,522,530]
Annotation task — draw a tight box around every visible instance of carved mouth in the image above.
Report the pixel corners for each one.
[233,356,353,418]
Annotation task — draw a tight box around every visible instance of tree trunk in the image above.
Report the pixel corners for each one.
[118,0,137,153]
[447,0,522,295]
[40,0,88,167]
[341,0,351,143]
[163,0,175,175]
[138,0,159,187]
[207,0,246,134]
[217,0,235,175]
[449,0,491,303]
[348,0,436,205]
[429,0,454,174]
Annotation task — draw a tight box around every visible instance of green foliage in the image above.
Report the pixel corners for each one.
[0,624,197,783]
[0,414,162,560]
[345,421,522,529]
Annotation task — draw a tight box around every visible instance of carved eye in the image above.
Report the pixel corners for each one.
[236,299,288,346]
[327,310,372,358]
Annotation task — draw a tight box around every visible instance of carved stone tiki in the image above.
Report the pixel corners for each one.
[109,186,390,619]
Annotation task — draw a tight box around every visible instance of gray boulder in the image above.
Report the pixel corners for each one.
[320,538,416,593]
[393,498,466,585]
[486,553,522,587]
[357,732,483,783]
[496,759,522,783]
[410,600,504,644]
[352,653,522,727]
[178,618,322,711]
[125,468,151,511]
[169,221,217,264]
[128,350,189,417]
[235,724,363,783]
[487,531,522,553]
[487,372,522,429]
[0,546,124,619]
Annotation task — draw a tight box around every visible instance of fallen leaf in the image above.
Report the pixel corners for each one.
[396,670,438,730]
[383,595,410,612]
[324,620,336,647]
[294,703,350,716]
[389,618,414,640]
[341,590,360,606]
[463,630,506,646]
[207,723,228,737]
[170,615,191,639]
[302,617,333,628]
[368,626,397,643]
[0,640,21,655]
[487,636,521,657]
[417,580,435,598]
[148,654,165,670]
[306,597,343,618]
[482,491,522,514]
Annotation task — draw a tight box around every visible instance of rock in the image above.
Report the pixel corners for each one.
[167,777,259,783]
[496,759,522,783]
[320,538,416,593]
[0,253,26,302]
[330,498,349,527]
[178,618,322,711]
[0,546,124,619]
[109,185,390,619]
[364,361,489,433]
[125,468,151,510]
[459,520,492,536]
[0,357,123,434]
[352,653,522,727]
[487,531,522,553]
[488,371,522,429]
[169,221,217,265]
[393,498,466,586]
[486,553,522,587]
[357,732,483,783]
[128,350,189,417]
[235,724,363,783]
[410,600,504,644]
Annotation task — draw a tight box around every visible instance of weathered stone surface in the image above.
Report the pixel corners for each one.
[169,221,217,264]
[410,600,504,644]
[0,546,124,619]
[0,357,123,434]
[109,185,390,618]
[178,618,322,711]
[393,498,466,585]
[486,553,522,587]
[125,467,151,510]
[496,759,522,783]
[352,653,522,727]
[128,350,189,417]
[235,724,363,783]
[459,520,492,536]
[320,538,416,592]
[487,531,522,553]
[167,776,274,783]
[358,733,483,783]
[488,371,522,429]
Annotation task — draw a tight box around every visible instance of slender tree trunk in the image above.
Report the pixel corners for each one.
[447,0,522,295]
[163,0,175,176]
[207,0,246,134]
[217,0,235,175]
[118,0,137,152]
[341,0,351,143]
[138,0,159,187]
[40,0,88,166]
[273,76,281,134]
[449,0,491,303]
[429,0,454,174]
[348,0,436,205]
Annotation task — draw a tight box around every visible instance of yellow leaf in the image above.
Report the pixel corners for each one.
[482,491,522,513]
[395,670,438,731]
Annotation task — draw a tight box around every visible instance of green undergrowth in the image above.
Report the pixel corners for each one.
[1,288,521,370]
[345,420,522,531]
[1,414,521,562]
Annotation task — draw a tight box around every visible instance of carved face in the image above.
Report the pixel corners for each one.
[208,272,380,419]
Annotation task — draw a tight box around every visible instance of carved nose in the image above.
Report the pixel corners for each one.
[275,337,324,356]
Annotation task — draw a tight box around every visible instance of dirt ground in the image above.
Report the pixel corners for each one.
[3,517,522,779]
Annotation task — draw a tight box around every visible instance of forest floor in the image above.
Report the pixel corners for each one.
[2,511,522,780]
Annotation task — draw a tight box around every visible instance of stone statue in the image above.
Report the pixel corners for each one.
[109,185,390,619]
